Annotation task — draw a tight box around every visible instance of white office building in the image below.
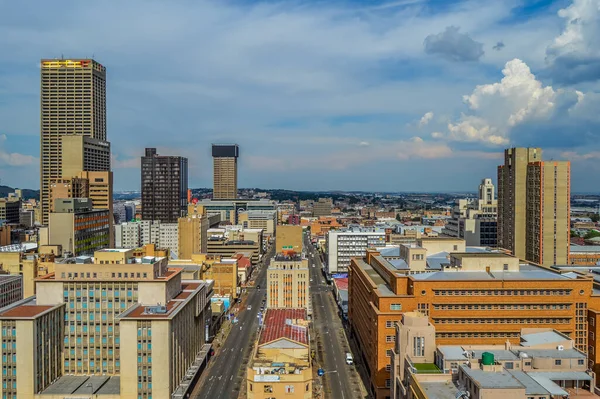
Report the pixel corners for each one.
[326,227,386,275]
[114,220,178,255]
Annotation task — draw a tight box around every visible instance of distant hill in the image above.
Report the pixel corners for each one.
[0,185,39,201]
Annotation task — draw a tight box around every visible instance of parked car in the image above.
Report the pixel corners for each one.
[345,352,354,365]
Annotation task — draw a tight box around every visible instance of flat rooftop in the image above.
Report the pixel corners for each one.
[451,252,513,259]
[521,330,570,347]
[460,365,524,389]
[410,269,569,281]
[418,381,459,399]
[40,376,120,395]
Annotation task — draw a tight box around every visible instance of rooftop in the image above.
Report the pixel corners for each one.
[259,308,308,345]
[460,365,524,389]
[39,376,120,395]
[521,330,570,347]
[418,381,459,399]
[570,245,600,253]
[333,277,348,291]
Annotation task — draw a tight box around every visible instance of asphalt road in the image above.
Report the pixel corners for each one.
[306,235,359,399]
[192,244,274,399]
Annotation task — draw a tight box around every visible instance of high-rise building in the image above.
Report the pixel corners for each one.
[212,144,239,199]
[498,148,570,266]
[178,214,209,259]
[326,227,386,275]
[312,198,333,217]
[441,178,498,246]
[48,198,110,255]
[526,161,571,266]
[40,59,107,224]
[267,252,309,310]
[141,148,188,223]
[0,249,213,398]
[0,198,20,224]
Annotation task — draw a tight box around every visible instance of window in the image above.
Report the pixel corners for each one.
[386,335,395,343]
[390,304,402,311]
[386,321,394,328]
[554,359,562,366]
[579,359,585,365]
[386,350,392,357]
[385,379,391,388]
[505,362,513,369]
[285,385,295,393]
[264,385,273,393]
[386,364,391,372]
[503,264,509,271]
[414,337,425,357]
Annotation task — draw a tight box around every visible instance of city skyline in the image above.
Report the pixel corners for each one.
[1,0,600,193]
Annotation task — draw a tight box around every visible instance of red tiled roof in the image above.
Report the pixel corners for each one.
[237,256,251,269]
[173,291,192,300]
[0,305,54,318]
[333,277,348,291]
[259,309,308,345]
[181,282,201,291]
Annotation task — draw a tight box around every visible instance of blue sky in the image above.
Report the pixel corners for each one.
[1,0,600,192]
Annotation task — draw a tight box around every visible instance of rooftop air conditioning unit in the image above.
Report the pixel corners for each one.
[557,345,564,351]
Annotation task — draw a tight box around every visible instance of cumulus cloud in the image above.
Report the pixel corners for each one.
[545,0,600,84]
[431,132,444,139]
[424,26,484,62]
[418,111,434,127]
[0,134,37,166]
[443,59,558,145]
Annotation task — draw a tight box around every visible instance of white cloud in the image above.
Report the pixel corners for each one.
[418,111,434,127]
[431,131,444,139]
[359,141,371,147]
[445,59,559,145]
[0,134,37,166]
[545,0,600,84]
[112,154,139,169]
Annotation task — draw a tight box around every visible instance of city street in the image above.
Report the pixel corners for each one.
[305,235,367,399]
[191,244,274,399]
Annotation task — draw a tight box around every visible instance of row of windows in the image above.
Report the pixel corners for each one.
[434,318,571,325]
[434,289,573,296]
[433,303,572,311]
[436,331,521,338]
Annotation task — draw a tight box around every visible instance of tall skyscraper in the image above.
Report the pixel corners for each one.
[212,144,239,199]
[141,148,188,223]
[526,160,570,266]
[40,59,107,224]
[497,147,570,266]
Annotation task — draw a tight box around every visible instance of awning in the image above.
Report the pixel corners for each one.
[527,372,592,397]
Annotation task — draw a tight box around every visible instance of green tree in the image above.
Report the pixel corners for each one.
[584,230,600,240]
[591,214,600,223]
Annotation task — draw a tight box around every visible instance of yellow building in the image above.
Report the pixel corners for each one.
[0,252,38,298]
[171,253,240,299]
[212,144,239,199]
[178,214,209,259]
[247,308,312,399]
[276,225,303,253]
[267,252,309,310]
[0,248,214,399]
[238,210,277,238]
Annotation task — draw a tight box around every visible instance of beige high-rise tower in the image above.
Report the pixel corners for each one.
[526,161,570,266]
[212,144,239,199]
[40,59,107,224]
[498,147,570,266]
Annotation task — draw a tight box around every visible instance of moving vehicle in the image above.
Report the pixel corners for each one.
[247,305,252,310]
[345,352,353,365]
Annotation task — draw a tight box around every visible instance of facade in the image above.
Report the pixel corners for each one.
[141,148,188,223]
[498,148,570,266]
[570,246,600,266]
[391,312,597,399]
[442,178,497,246]
[114,222,142,249]
[275,225,303,253]
[114,219,179,255]
[178,214,209,259]
[312,198,333,217]
[0,252,37,298]
[246,309,312,399]
[0,198,20,224]
[212,144,239,199]
[526,161,570,266]
[191,198,275,225]
[0,249,213,399]
[326,227,386,274]
[60,134,111,179]
[40,59,107,224]
[171,253,240,299]
[349,248,600,399]
[238,210,277,237]
[50,170,114,244]
[267,252,309,310]
[48,198,110,255]
[0,275,23,308]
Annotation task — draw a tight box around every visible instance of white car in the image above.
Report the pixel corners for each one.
[310,278,313,282]
[345,352,354,365]
[247,305,252,310]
